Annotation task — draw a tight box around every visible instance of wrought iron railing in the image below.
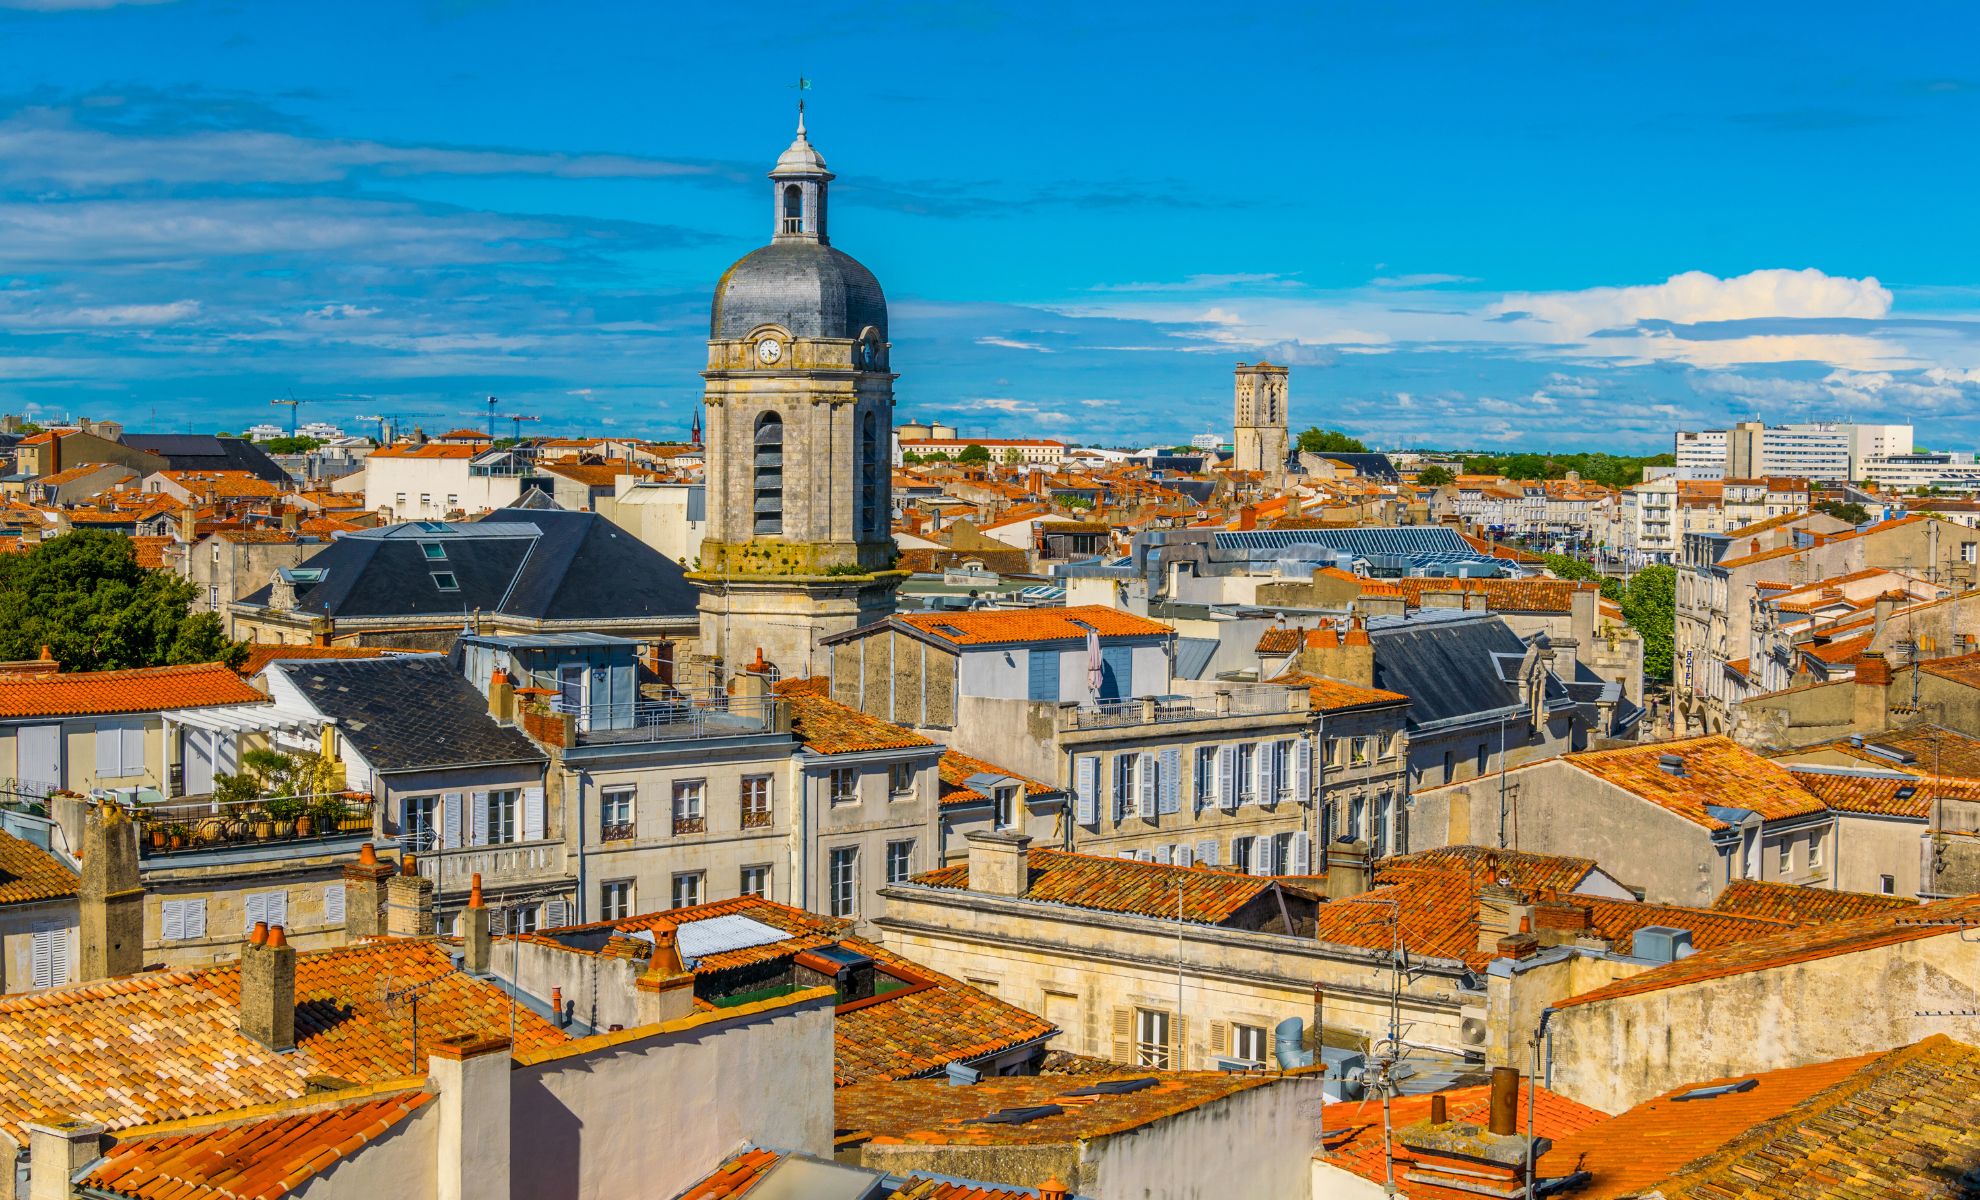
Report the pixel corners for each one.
[741,808,773,830]
[602,821,636,842]
[672,814,706,836]
[126,792,374,857]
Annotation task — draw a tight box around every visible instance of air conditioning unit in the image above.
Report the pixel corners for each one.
[1460,1017,1488,1046]
[1634,926,1695,964]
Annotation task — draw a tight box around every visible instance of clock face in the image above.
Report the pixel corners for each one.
[756,338,783,365]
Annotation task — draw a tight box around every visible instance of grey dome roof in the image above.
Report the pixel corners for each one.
[710,241,887,342]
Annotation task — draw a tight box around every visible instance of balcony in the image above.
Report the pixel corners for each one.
[601,822,635,842]
[742,808,773,830]
[535,692,790,748]
[1061,686,1307,731]
[415,839,567,893]
[672,814,706,836]
[128,793,375,861]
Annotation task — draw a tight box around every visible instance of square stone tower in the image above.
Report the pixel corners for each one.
[1232,361,1291,479]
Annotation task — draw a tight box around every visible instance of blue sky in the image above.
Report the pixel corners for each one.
[3,1,1980,450]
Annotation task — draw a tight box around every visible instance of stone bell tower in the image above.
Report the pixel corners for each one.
[1232,361,1291,479]
[690,110,905,683]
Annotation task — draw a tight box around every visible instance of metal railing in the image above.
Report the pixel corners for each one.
[125,792,374,857]
[1065,686,1300,730]
[672,814,706,836]
[601,822,636,842]
[741,808,773,830]
[559,693,788,746]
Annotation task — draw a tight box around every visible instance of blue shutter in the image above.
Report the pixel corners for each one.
[1098,645,1132,700]
[1159,748,1181,814]
[1075,756,1099,825]
[1027,650,1059,701]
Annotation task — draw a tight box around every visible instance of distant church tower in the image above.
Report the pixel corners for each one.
[1232,361,1290,478]
[691,111,903,681]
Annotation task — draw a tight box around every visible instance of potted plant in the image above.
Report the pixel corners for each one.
[166,822,190,851]
[312,795,349,836]
[263,793,306,838]
[148,825,167,851]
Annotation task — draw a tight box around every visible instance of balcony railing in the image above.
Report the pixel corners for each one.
[742,808,773,830]
[127,792,374,858]
[1064,686,1304,730]
[672,814,706,836]
[560,693,789,747]
[601,822,636,842]
[415,840,566,892]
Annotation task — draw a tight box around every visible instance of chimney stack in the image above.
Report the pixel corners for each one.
[385,854,436,938]
[1854,651,1894,729]
[240,922,297,1051]
[1323,839,1371,900]
[488,668,516,724]
[634,923,697,1025]
[1488,1065,1519,1136]
[79,802,143,981]
[342,842,395,941]
[430,1034,513,1200]
[26,1120,104,1200]
[461,874,492,975]
[965,829,1032,897]
[1429,1093,1448,1125]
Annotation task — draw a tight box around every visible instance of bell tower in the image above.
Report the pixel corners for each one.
[1232,361,1290,480]
[690,112,905,683]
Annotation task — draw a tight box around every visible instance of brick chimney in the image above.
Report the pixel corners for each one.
[1854,651,1894,729]
[488,668,516,724]
[1299,618,1375,687]
[26,1119,103,1200]
[386,854,436,937]
[177,505,196,545]
[966,829,1032,897]
[1394,1068,1549,1200]
[461,874,492,975]
[342,842,394,941]
[240,922,297,1051]
[634,923,697,1025]
[430,1034,512,1200]
[79,802,143,981]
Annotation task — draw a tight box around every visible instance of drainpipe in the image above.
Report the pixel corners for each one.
[1537,1006,1557,1089]
[573,768,588,923]
[798,762,811,910]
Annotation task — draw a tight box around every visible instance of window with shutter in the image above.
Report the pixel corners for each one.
[1172,1015,1189,1068]
[323,884,346,924]
[1026,650,1059,701]
[161,900,185,942]
[1217,746,1236,811]
[469,791,490,846]
[1209,1020,1230,1057]
[1111,1007,1133,1063]
[244,892,264,931]
[1255,743,1275,809]
[1075,756,1099,826]
[1291,831,1312,875]
[522,787,546,842]
[1293,736,1312,804]
[1195,839,1218,866]
[184,899,206,941]
[1153,844,1172,865]
[1137,752,1157,820]
[1159,748,1181,815]
[544,898,569,928]
[1194,747,1215,813]
[1113,756,1133,823]
[442,793,464,849]
[30,927,66,990]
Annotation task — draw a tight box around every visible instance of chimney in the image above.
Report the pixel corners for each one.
[1300,618,1374,687]
[1489,1065,1519,1136]
[1428,1094,1448,1125]
[634,923,697,1025]
[488,668,516,724]
[386,854,436,937]
[342,842,395,941]
[268,569,296,614]
[429,1034,513,1200]
[461,874,492,975]
[177,505,197,545]
[240,922,297,1051]
[1855,651,1894,729]
[79,802,143,981]
[1038,1179,1069,1200]
[732,648,773,704]
[1323,839,1371,900]
[26,1119,104,1200]
[280,508,298,533]
[966,829,1032,897]
[1397,1068,1549,1199]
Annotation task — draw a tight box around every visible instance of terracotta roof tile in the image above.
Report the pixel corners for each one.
[1322,1082,1609,1189]
[235,644,396,678]
[129,535,173,569]
[78,1087,433,1200]
[1710,878,1918,923]
[677,1146,783,1199]
[937,749,1054,809]
[1809,725,1980,778]
[774,680,935,756]
[365,443,479,459]
[0,828,79,905]
[0,662,265,718]
[838,1071,1283,1147]
[1784,767,1972,818]
[1565,736,1828,830]
[910,848,1297,924]
[1268,671,1410,712]
[895,605,1171,646]
[887,1178,1034,1200]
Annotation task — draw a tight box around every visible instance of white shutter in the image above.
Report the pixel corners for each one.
[243,892,264,931]
[1196,839,1219,866]
[442,793,464,849]
[1075,756,1099,825]
[1192,750,1208,815]
[323,884,346,924]
[30,927,66,990]
[1293,736,1312,804]
[1175,844,1193,868]
[1291,831,1312,875]
[124,724,147,777]
[1217,746,1237,812]
[1138,752,1158,820]
[1153,844,1172,865]
[523,786,546,842]
[544,898,569,928]
[1113,758,1131,823]
[96,722,121,776]
[1248,838,1269,876]
[1118,851,1138,861]
[1159,748,1181,815]
[161,900,185,942]
[470,792,490,847]
[267,889,288,929]
[1256,743,1275,809]
[184,899,206,941]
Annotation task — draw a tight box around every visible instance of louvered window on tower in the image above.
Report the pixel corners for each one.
[753,413,784,535]
[860,411,880,535]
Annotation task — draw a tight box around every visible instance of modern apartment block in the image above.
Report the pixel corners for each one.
[1675,421,1912,482]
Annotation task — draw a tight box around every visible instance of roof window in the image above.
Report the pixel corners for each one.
[966,1105,1064,1125]
[1895,784,1918,801]
[421,542,447,561]
[1061,1078,1157,1097]
[431,572,459,592]
[1672,1078,1758,1102]
[417,520,449,532]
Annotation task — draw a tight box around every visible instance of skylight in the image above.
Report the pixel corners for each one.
[421,542,447,561]
[431,572,459,592]
[1672,1078,1758,1102]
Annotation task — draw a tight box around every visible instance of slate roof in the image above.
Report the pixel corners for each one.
[237,508,697,622]
[0,663,266,719]
[273,656,545,773]
[1366,613,1565,729]
[1710,879,1917,923]
[118,434,291,482]
[78,1087,433,1200]
[909,849,1300,925]
[0,939,564,1141]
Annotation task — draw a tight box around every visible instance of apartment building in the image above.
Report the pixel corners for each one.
[1675,421,1912,483]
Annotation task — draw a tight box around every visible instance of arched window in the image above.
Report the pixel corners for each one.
[754,413,784,535]
[860,410,880,535]
[782,184,804,235]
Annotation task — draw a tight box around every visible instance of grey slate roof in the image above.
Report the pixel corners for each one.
[1367,612,1571,730]
[238,507,697,622]
[711,241,887,341]
[278,656,546,774]
[118,433,291,482]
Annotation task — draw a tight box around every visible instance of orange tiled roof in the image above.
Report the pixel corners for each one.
[0,938,565,1140]
[155,470,283,499]
[910,848,1296,925]
[1532,1051,1881,1198]
[677,1146,782,1199]
[1268,671,1410,712]
[0,662,265,718]
[937,748,1054,809]
[1810,725,1980,779]
[837,1071,1282,1146]
[1784,767,1968,818]
[1565,736,1828,830]
[78,1087,433,1200]
[832,934,1054,1086]
[236,643,394,678]
[774,680,935,756]
[1710,878,1917,923]
[365,443,479,459]
[1556,892,1980,1010]
[1921,649,1980,689]
[129,534,173,569]
[1323,1082,1609,1189]
[1381,845,1599,894]
[895,605,1171,646]
[889,1178,1034,1200]
[0,828,78,905]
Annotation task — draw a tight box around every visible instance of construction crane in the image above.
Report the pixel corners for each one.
[270,396,303,437]
[355,414,402,445]
[485,396,500,440]
[504,414,540,443]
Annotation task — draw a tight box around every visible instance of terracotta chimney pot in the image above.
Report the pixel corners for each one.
[248,921,268,947]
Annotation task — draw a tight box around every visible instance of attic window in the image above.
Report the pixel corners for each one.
[1061,1078,1157,1097]
[1672,1078,1758,1102]
[431,572,459,592]
[935,624,966,637]
[966,1105,1064,1125]
[421,542,447,561]
[417,521,448,532]
[1895,784,1918,801]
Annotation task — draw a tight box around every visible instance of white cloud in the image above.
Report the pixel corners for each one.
[976,336,1052,353]
[1489,268,1893,336]
[1370,273,1478,288]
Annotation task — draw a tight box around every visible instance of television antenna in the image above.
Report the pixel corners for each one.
[381,967,464,1073]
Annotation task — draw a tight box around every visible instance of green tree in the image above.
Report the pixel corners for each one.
[0,531,244,671]
[1814,499,1872,525]
[260,435,324,455]
[1000,447,1024,465]
[1296,427,1369,455]
[1541,553,1599,583]
[1619,565,1677,680]
[1416,465,1456,487]
[956,443,992,465]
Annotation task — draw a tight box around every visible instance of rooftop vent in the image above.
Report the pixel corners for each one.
[1634,925,1695,964]
[967,1105,1064,1125]
[945,1063,981,1087]
[1061,1078,1157,1097]
[1657,753,1687,777]
[1672,1078,1758,1102]
[1864,743,1918,765]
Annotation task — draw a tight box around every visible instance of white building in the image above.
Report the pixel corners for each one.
[360,444,533,520]
[1676,422,1913,483]
[900,437,1068,466]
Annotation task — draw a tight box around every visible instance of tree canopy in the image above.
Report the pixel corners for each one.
[956,443,992,464]
[259,435,324,455]
[1457,451,1674,490]
[1814,499,1873,526]
[1296,427,1369,455]
[0,531,243,671]
[1618,565,1676,680]
[1416,465,1456,487]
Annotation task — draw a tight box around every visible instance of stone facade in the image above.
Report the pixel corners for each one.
[1231,361,1290,479]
